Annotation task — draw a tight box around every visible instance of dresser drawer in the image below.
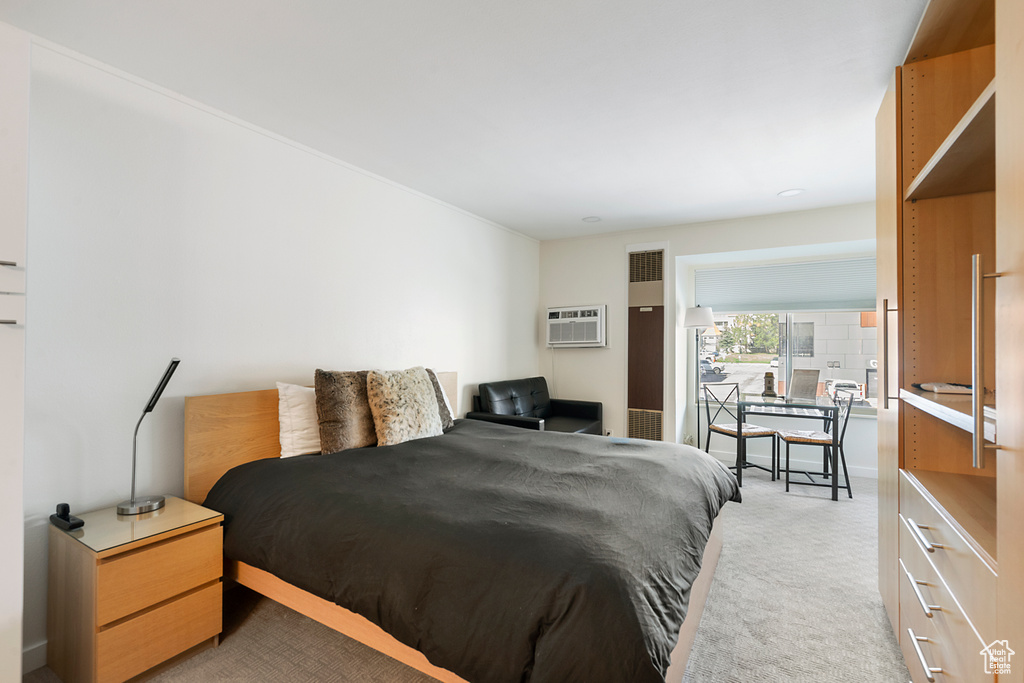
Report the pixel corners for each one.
[0,294,25,324]
[96,582,221,683]
[901,606,944,683]
[899,550,992,682]
[899,472,996,641]
[96,524,221,625]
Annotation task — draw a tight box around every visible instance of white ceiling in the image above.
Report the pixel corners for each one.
[0,0,926,240]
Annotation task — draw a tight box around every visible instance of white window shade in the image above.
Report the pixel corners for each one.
[694,257,876,313]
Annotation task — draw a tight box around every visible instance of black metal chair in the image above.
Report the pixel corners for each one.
[776,391,854,498]
[703,382,777,481]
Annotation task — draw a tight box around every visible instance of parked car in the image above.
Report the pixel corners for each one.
[700,359,723,375]
[769,357,778,368]
[827,380,864,401]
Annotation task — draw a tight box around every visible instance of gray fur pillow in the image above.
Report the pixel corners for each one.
[367,367,443,446]
[426,368,455,431]
[315,369,377,453]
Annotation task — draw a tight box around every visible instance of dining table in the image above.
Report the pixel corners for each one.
[736,393,842,500]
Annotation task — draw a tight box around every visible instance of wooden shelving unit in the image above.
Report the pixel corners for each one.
[874,0,1024,678]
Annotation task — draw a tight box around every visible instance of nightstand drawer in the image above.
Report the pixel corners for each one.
[96,582,221,683]
[97,524,221,625]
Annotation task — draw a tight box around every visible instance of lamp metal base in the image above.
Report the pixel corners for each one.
[117,495,166,515]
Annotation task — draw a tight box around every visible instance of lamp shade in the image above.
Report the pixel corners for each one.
[683,305,714,328]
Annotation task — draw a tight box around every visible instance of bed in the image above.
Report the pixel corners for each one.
[183,373,740,683]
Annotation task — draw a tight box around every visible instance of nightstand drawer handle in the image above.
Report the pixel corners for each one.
[0,261,16,267]
[908,628,943,681]
[907,517,943,553]
[0,320,18,325]
[900,560,940,618]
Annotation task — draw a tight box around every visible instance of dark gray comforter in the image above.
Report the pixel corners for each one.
[204,418,740,683]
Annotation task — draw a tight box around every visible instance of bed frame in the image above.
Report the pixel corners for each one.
[183,372,722,683]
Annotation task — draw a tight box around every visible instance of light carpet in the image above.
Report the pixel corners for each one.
[25,473,908,682]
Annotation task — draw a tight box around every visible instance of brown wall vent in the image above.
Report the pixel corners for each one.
[629,250,664,283]
[627,408,663,441]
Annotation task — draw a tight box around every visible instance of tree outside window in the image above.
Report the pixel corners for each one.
[717,314,779,354]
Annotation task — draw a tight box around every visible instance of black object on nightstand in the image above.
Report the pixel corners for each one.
[49,503,84,531]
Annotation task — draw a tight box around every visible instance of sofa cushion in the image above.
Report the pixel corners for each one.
[479,377,552,418]
[544,416,602,435]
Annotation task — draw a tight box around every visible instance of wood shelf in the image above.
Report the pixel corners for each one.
[904,468,997,567]
[905,79,995,201]
[900,386,996,442]
[903,0,994,64]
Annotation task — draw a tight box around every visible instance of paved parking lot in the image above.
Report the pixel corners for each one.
[701,362,770,396]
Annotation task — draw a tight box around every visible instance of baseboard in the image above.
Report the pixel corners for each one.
[23,639,45,674]
[708,449,877,479]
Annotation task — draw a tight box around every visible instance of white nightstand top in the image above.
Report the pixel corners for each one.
[61,495,222,554]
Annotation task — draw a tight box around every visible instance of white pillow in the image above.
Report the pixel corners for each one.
[276,382,321,457]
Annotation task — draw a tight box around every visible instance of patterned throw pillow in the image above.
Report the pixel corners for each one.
[426,368,455,431]
[367,367,443,446]
[314,369,378,453]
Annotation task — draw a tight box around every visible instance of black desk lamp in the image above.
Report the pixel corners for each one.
[117,358,180,515]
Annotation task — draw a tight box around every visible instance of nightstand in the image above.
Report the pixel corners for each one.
[47,496,224,683]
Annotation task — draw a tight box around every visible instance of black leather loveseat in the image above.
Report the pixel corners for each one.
[466,376,603,435]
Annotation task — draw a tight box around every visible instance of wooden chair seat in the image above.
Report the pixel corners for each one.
[776,429,832,444]
[710,422,775,437]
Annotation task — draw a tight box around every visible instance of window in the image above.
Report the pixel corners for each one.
[782,322,814,358]
[698,310,877,410]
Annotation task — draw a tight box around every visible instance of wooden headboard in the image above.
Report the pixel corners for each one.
[183,372,457,504]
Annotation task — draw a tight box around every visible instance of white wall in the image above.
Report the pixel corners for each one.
[22,44,539,670]
[539,203,876,456]
[0,22,29,683]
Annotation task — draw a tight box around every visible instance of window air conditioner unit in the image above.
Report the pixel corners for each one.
[546,305,607,348]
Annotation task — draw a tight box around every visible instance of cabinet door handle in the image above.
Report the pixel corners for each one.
[900,560,940,617]
[0,260,16,267]
[0,320,18,325]
[907,628,943,682]
[972,254,1002,468]
[881,299,898,409]
[905,517,943,553]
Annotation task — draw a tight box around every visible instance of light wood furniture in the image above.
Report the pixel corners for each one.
[183,374,722,683]
[876,1,1023,680]
[47,496,224,683]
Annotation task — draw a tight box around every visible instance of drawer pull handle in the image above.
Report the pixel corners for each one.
[881,299,898,409]
[971,254,1003,468]
[900,561,940,618]
[907,518,944,553]
[0,320,18,325]
[907,628,943,681]
[0,261,16,267]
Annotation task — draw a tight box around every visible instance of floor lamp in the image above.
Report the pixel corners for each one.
[684,305,714,450]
